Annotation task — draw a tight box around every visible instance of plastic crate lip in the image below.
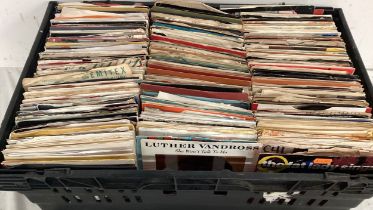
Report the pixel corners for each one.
[0,1,372,182]
[4,169,372,194]
[0,169,357,192]
[0,169,352,180]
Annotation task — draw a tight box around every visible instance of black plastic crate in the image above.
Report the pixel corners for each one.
[0,1,373,210]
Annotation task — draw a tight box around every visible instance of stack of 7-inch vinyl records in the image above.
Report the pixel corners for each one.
[224,5,373,173]
[137,0,259,171]
[1,1,373,173]
[2,2,149,166]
